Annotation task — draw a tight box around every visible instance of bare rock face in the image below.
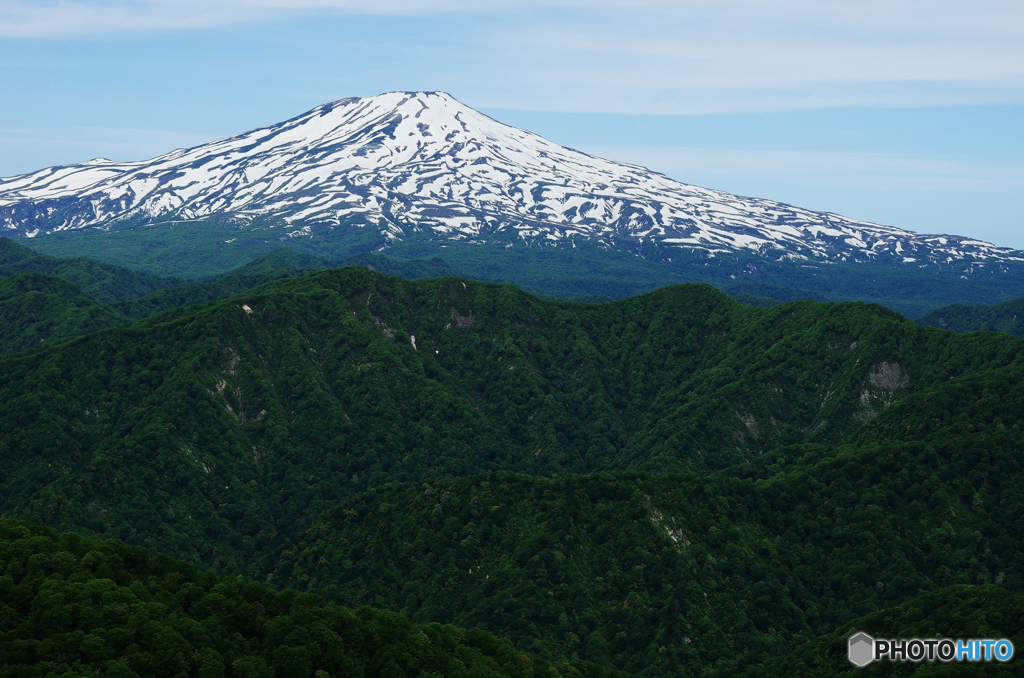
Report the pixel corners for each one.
[868,362,911,390]
[857,362,912,421]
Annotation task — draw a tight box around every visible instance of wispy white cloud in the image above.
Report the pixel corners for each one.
[3,0,1022,113]
[472,0,1024,111]
[6,0,1022,44]
[2,0,482,35]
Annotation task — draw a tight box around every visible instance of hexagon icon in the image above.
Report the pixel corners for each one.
[848,632,875,667]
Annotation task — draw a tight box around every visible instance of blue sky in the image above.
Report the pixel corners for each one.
[1,0,1022,247]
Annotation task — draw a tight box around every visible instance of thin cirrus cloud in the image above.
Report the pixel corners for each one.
[3,0,1022,113]
[477,0,1024,112]
[2,0,473,35]
[0,0,276,35]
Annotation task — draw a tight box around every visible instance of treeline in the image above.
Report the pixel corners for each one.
[2,268,1020,571]
[0,236,180,302]
[0,273,131,353]
[0,240,464,354]
[25,218,1024,314]
[918,295,1024,338]
[0,518,630,678]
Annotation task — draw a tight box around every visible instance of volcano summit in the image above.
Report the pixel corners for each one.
[2,91,1018,268]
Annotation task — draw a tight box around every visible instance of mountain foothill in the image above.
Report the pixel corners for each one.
[1,240,1024,676]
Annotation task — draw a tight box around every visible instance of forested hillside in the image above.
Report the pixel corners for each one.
[257,356,1024,673]
[2,264,1023,676]
[733,584,1024,677]
[2,268,1020,570]
[0,237,180,302]
[0,242,465,353]
[918,295,1024,338]
[0,272,130,353]
[0,519,626,678]
[0,267,312,355]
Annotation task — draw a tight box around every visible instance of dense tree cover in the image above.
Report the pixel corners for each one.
[216,248,335,277]
[207,249,462,284]
[18,218,289,281]
[255,380,1024,675]
[718,283,829,306]
[0,245,464,354]
[23,224,1024,314]
[1,268,1020,574]
[332,253,462,281]
[395,241,1024,318]
[0,267,316,356]
[0,268,314,355]
[19,220,461,287]
[0,519,627,678]
[0,273,130,354]
[918,296,1024,338]
[0,237,180,303]
[731,585,1024,677]
[112,269,311,322]
[3,265,1024,676]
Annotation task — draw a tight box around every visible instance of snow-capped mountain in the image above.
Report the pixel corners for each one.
[0,91,1018,267]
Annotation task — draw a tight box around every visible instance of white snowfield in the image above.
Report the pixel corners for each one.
[0,91,1018,265]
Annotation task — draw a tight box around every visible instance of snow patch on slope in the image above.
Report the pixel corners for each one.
[0,91,1019,266]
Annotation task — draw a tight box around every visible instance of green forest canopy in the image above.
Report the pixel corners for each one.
[0,518,630,678]
[1,261,1023,675]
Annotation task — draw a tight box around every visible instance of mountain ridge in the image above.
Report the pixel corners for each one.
[0,238,472,353]
[918,295,1024,338]
[2,266,1020,571]
[3,265,1024,675]
[2,91,1020,273]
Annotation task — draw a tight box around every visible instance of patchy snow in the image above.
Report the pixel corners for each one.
[0,91,1018,267]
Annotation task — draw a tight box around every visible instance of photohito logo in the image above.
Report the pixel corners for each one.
[848,632,874,667]
[847,631,1014,666]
